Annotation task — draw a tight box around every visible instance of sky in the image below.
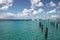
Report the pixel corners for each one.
[0,0,60,19]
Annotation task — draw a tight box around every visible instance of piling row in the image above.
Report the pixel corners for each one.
[50,21,59,30]
[39,22,48,40]
[39,21,59,40]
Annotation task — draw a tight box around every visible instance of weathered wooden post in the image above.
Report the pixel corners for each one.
[45,27,48,40]
[39,22,42,27]
[39,22,44,32]
[50,22,55,27]
[56,22,59,30]
[41,24,43,32]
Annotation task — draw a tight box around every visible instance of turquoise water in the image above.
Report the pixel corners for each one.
[0,20,60,40]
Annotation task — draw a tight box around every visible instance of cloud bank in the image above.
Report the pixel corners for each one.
[0,0,13,10]
[0,0,60,19]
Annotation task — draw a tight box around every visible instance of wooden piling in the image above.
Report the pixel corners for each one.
[50,22,55,27]
[39,22,44,32]
[45,27,48,40]
[39,22,42,27]
[41,24,43,32]
[56,23,59,30]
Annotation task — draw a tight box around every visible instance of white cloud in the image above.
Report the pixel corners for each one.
[0,0,59,19]
[56,2,60,9]
[30,0,40,9]
[0,0,13,4]
[58,2,60,6]
[0,5,9,10]
[0,13,16,19]
[17,8,30,17]
[47,9,56,14]
[33,8,43,14]
[30,8,34,11]
[22,8,30,14]
[0,0,13,10]
[50,15,60,19]
[38,8,44,13]
[0,0,3,4]
[0,8,31,19]
[33,10,38,14]
[49,1,56,7]
[7,0,13,3]
[48,15,59,19]
[51,15,58,18]
[57,2,60,9]
[17,13,28,18]
[30,0,40,6]
[56,6,60,9]
[37,2,43,7]
[22,8,30,16]
[46,15,60,20]
[30,0,43,9]
[6,13,16,17]
[17,8,44,19]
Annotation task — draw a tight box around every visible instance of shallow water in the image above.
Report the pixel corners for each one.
[0,20,60,40]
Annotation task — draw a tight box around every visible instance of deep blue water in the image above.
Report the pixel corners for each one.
[0,20,60,40]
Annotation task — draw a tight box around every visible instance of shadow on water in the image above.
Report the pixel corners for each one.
[45,27,48,40]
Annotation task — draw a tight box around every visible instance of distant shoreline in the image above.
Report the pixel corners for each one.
[0,19,32,21]
[0,19,60,21]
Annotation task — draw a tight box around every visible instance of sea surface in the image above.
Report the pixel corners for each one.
[0,20,60,40]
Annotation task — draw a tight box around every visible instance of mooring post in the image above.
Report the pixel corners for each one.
[41,24,43,32]
[56,22,59,30]
[39,22,42,27]
[45,27,48,40]
[50,21,56,27]
[39,22,44,32]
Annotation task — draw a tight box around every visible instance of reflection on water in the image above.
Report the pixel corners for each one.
[0,20,60,40]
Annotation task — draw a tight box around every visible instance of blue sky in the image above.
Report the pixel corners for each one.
[0,0,60,19]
